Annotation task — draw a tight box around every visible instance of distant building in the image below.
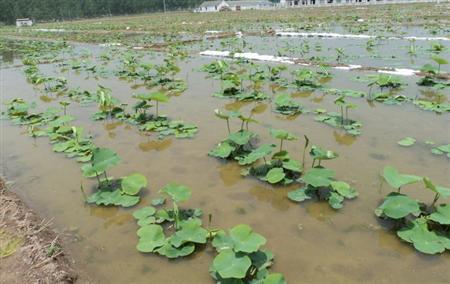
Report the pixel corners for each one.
[195,0,274,12]
[16,18,33,27]
[278,0,444,7]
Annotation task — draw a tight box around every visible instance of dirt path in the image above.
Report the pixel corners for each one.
[0,178,77,283]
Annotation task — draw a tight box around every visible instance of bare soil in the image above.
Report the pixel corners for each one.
[0,178,77,283]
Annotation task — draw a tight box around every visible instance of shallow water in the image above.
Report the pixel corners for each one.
[1,37,450,284]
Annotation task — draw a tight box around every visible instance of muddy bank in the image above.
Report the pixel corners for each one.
[0,178,77,283]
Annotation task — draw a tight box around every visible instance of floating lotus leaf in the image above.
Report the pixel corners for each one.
[249,249,274,271]
[303,168,335,187]
[151,197,166,206]
[228,131,256,146]
[269,129,297,141]
[287,188,311,202]
[282,159,302,172]
[330,181,358,199]
[82,148,121,177]
[212,230,235,252]
[263,273,287,284]
[382,166,422,190]
[160,183,191,203]
[238,144,275,165]
[87,189,140,207]
[397,218,449,255]
[375,193,420,219]
[229,224,266,253]
[428,204,450,225]
[212,249,252,279]
[156,240,195,258]
[133,206,156,220]
[209,142,235,159]
[397,137,416,147]
[121,173,147,195]
[328,192,344,209]
[266,168,285,184]
[136,224,166,253]
[170,218,208,248]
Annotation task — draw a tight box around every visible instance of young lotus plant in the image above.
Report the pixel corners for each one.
[134,183,208,258]
[242,129,302,185]
[288,167,358,209]
[375,166,450,254]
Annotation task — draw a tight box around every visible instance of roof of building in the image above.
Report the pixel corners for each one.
[199,1,226,7]
[226,0,273,6]
[199,0,272,8]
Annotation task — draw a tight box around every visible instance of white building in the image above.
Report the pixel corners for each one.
[16,18,33,27]
[278,0,445,7]
[195,0,274,12]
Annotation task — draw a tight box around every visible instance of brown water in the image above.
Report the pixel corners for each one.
[1,46,450,283]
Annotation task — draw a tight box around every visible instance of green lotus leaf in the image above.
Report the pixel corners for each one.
[328,191,344,209]
[330,181,358,199]
[249,250,274,271]
[149,92,169,103]
[431,55,448,66]
[156,240,195,258]
[309,145,338,160]
[423,177,450,198]
[269,128,297,141]
[238,144,275,165]
[212,249,252,279]
[209,141,235,159]
[137,217,156,227]
[382,166,422,190]
[263,273,287,284]
[151,197,166,206]
[266,168,285,184]
[228,130,256,146]
[170,218,208,247]
[229,224,266,253]
[121,173,147,195]
[133,206,156,220]
[87,189,140,207]
[282,159,302,172]
[287,188,311,202]
[375,193,420,219]
[212,230,235,252]
[428,204,450,225]
[82,148,121,177]
[160,183,191,203]
[136,224,166,253]
[303,168,335,187]
[397,137,416,147]
[397,218,447,254]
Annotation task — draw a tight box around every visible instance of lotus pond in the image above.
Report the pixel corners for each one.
[1,4,450,283]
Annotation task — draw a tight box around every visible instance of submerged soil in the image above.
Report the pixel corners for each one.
[0,178,77,283]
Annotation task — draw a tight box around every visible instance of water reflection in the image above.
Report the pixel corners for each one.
[251,103,268,114]
[305,202,337,223]
[225,100,252,111]
[248,185,292,211]
[292,91,313,98]
[333,131,356,146]
[218,162,242,187]
[138,138,172,152]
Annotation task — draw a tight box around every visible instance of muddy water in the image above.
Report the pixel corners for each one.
[1,42,450,284]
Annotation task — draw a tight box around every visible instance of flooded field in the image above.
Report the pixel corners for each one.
[1,3,450,283]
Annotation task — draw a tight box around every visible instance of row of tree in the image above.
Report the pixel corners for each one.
[0,0,205,25]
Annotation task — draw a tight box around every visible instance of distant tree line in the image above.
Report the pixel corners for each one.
[0,0,205,25]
